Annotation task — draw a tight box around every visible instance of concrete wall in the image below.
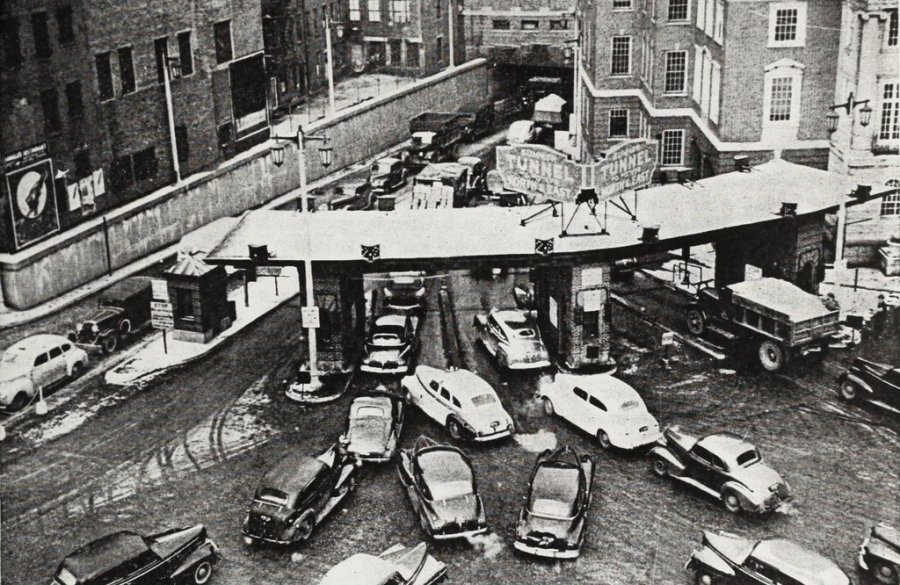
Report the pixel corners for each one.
[0,59,490,309]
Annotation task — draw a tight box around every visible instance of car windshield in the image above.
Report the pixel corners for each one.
[471,394,497,407]
[530,465,580,518]
[431,480,474,500]
[505,318,537,338]
[354,406,385,419]
[736,449,761,467]
[619,400,641,411]
[54,568,77,585]
[257,487,290,506]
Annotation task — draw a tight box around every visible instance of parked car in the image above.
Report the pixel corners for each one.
[384,271,427,313]
[371,157,409,194]
[838,358,900,412]
[319,542,447,585]
[859,523,900,585]
[0,334,88,412]
[514,446,594,559]
[52,525,220,585]
[474,308,551,370]
[398,436,488,540]
[242,443,357,546]
[320,180,376,211]
[361,314,418,375]
[506,120,540,145]
[342,386,405,463]
[649,426,791,513]
[539,373,661,450]
[68,276,153,354]
[401,365,514,442]
[686,531,851,585]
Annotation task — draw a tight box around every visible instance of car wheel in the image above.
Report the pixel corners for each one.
[686,309,705,335]
[758,339,786,372]
[447,418,463,441]
[101,334,118,354]
[839,380,860,402]
[119,319,132,337]
[597,430,612,450]
[873,562,899,585]
[70,362,84,379]
[651,457,669,477]
[9,392,29,412]
[294,515,315,543]
[721,489,742,513]
[542,398,555,416]
[192,561,213,585]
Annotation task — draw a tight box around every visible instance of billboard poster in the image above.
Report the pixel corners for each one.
[2,143,61,250]
[230,52,268,141]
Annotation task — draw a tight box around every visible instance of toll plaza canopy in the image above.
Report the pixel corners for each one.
[206,159,851,267]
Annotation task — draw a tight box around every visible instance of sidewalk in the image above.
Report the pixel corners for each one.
[105,272,300,386]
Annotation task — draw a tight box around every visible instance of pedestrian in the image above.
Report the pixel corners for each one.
[872,294,887,339]
[822,292,840,312]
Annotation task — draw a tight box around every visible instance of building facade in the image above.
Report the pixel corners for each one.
[578,0,842,176]
[1,0,266,253]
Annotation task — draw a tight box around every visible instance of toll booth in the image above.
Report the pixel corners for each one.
[164,254,232,343]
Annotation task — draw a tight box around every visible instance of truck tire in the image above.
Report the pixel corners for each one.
[839,380,860,402]
[758,339,786,372]
[101,334,118,354]
[119,319,132,337]
[686,309,706,335]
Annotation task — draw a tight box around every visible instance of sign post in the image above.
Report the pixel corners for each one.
[150,280,173,354]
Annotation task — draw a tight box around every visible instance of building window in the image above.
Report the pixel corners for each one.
[214,20,233,63]
[667,0,689,22]
[664,50,687,93]
[132,147,158,181]
[118,46,135,94]
[550,20,568,30]
[178,31,193,76]
[74,149,91,178]
[391,0,410,23]
[436,35,443,63]
[349,0,361,20]
[881,194,900,216]
[522,20,539,30]
[887,9,898,48]
[407,41,421,67]
[40,88,61,132]
[436,0,441,19]
[367,0,381,22]
[610,36,631,76]
[175,124,189,163]
[609,109,628,137]
[110,156,133,191]
[96,52,114,100]
[661,129,684,166]
[31,12,51,58]
[65,81,83,120]
[2,18,22,68]
[613,0,632,9]
[762,59,803,139]
[768,77,793,121]
[768,2,806,47]
[713,0,724,42]
[389,38,402,64]
[492,19,510,29]
[878,81,899,146]
[56,6,74,44]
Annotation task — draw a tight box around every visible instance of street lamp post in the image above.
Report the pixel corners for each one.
[324,14,344,116]
[162,55,182,183]
[270,126,333,390]
[564,14,583,162]
[447,0,455,68]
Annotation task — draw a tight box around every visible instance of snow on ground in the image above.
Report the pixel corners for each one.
[466,532,505,560]
[21,393,127,447]
[514,429,558,453]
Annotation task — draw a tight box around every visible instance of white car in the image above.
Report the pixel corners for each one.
[474,309,551,370]
[539,373,661,450]
[0,334,88,412]
[384,271,427,313]
[319,542,446,585]
[401,366,514,442]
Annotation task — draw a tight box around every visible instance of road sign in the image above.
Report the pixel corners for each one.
[151,316,175,330]
[151,279,169,301]
[301,306,320,328]
[151,300,174,330]
[661,331,676,346]
[151,300,173,312]
[256,266,282,277]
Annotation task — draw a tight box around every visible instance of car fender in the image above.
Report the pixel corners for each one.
[170,541,219,580]
[473,314,488,329]
[841,373,875,395]
[0,376,34,404]
[687,548,735,577]
[721,480,760,507]
[649,447,685,475]
[868,539,900,567]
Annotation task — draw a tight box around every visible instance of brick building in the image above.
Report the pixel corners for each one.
[344,0,460,75]
[0,0,266,252]
[577,0,842,176]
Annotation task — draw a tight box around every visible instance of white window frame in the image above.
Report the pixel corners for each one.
[613,0,634,10]
[876,79,900,148]
[666,0,690,23]
[349,0,361,20]
[367,0,381,22]
[762,59,804,142]
[881,193,900,216]
[713,0,724,43]
[697,0,707,32]
[390,0,410,23]
[768,2,807,48]
[609,109,629,138]
[664,50,688,94]
[692,45,703,102]
[885,9,898,50]
[661,129,685,166]
[710,61,721,123]
[610,36,632,76]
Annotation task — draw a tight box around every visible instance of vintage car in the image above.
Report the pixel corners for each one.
[539,373,661,450]
[398,436,488,540]
[242,443,357,546]
[649,426,791,514]
[52,525,220,585]
[401,365,514,442]
[384,272,427,313]
[319,180,376,211]
[342,386,405,463]
[506,120,540,145]
[361,314,418,375]
[686,531,851,585]
[68,276,153,354]
[513,446,594,559]
[859,523,900,584]
[474,308,551,370]
[319,542,447,585]
[838,358,900,412]
[0,334,88,412]
[370,157,408,194]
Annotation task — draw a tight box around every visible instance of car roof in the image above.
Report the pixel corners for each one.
[319,553,397,585]
[457,156,482,167]
[751,539,848,585]
[260,453,326,496]
[510,120,534,130]
[375,314,408,328]
[99,276,152,302]
[351,395,393,414]
[696,433,755,458]
[4,334,70,356]
[434,368,495,400]
[416,446,472,484]
[559,373,641,404]
[378,157,400,165]
[59,531,150,582]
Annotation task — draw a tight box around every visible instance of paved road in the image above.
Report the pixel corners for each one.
[3,268,899,584]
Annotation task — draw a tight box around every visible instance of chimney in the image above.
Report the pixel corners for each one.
[780,202,798,217]
[248,243,269,263]
[853,184,872,200]
[641,225,660,242]
[734,155,751,172]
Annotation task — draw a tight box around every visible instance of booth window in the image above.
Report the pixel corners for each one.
[174,288,194,320]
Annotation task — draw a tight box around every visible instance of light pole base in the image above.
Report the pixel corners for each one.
[286,373,344,404]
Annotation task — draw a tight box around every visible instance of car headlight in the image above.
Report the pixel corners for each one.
[75,322,83,331]
[90,323,99,333]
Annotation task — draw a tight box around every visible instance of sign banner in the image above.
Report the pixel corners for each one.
[151,279,169,301]
[2,143,61,250]
[301,306,320,329]
[495,140,657,204]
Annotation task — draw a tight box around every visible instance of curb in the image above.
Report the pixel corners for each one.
[285,369,356,405]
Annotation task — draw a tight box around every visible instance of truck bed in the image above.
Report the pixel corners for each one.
[409,112,466,133]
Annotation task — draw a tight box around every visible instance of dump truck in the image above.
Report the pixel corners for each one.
[402,113,467,171]
[408,162,470,209]
[684,277,840,371]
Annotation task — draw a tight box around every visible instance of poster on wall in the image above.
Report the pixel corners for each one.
[2,143,61,250]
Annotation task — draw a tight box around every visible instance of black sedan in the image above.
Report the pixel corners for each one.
[686,531,851,585]
[52,525,220,585]
[398,436,487,540]
[859,523,900,585]
[839,357,900,413]
[242,443,357,546]
[514,446,594,559]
